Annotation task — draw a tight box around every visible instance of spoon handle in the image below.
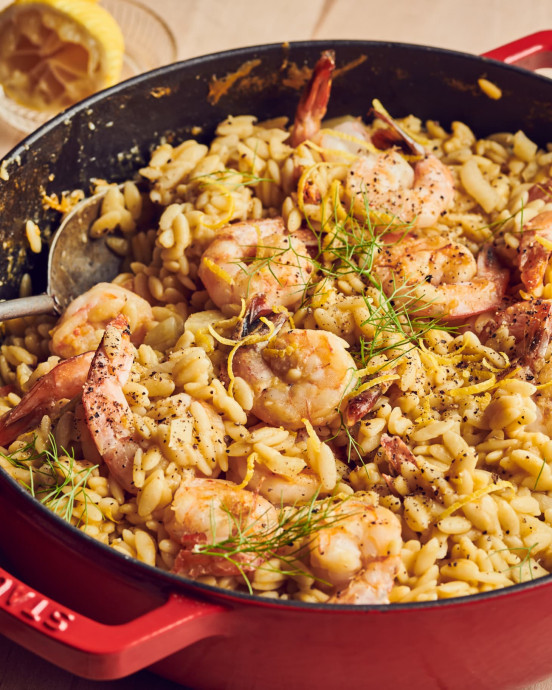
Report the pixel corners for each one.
[0,294,57,321]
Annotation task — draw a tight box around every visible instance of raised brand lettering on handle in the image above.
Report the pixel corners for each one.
[0,575,75,632]
[44,609,75,632]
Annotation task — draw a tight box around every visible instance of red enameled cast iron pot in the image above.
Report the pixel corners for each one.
[2,34,552,690]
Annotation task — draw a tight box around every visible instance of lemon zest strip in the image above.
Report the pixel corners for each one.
[418,339,467,366]
[536,379,552,391]
[201,257,234,285]
[208,316,276,396]
[321,179,348,226]
[449,372,496,397]
[436,480,514,524]
[235,452,257,490]
[302,418,321,451]
[355,374,400,396]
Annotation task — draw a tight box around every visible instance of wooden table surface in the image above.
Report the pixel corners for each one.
[1,0,552,687]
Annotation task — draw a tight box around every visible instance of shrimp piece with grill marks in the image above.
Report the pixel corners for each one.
[231,312,358,429]
[82,313,141,494]
[50,282,154,359]
[372,233,509,319]
[198,217,314,315]
[0,351,94,448]
[164,476,279,577]
[306,498,402,605]
[480,298,552,369]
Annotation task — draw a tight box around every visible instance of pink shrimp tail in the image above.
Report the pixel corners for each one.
[290,50,336,147]
[380,433,419,470]
[0,351,94,448]
[346,379,394,426]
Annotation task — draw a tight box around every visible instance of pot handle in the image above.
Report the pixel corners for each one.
[482,30,552,70]
[0,564,229,680]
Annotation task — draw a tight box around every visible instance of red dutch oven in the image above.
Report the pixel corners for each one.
[1,34,552,690]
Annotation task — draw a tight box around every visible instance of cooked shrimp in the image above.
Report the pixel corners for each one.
[328,558,401,604]
[198,217,314,314]
[227,456,322,504]
[480,298,552,367]
[345,148,455,229]
[290,50,335,147]
[164,476,279,577]
[82,314,140,494]
[373,234,509,318]
[306,498,402,604]
[347,103,455,228]
[232,319,357,429]
[0,352,94,448]
[291,56,454,229]
[50,282,154,359]
[518,212,552,294]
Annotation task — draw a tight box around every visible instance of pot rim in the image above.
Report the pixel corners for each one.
[2,37,551,615]
[2,36,552,166]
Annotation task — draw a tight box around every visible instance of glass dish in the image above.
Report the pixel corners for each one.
[0,0,178,135]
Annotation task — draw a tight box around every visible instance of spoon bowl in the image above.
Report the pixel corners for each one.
[0,190,121,322]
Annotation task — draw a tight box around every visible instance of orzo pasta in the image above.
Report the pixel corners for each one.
[3,51,552,605]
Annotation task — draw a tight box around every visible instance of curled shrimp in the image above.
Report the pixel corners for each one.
[518,211,552,294]
[81,314,141,494]
[373,233,509,318]
[344,104,455,229]
[164,476,279,577]
[306,498,402,604]
[232,316,357,429]
[346,148,455,229]
[291,54,454,229]
[198,217,314,315]
[50,282,154,359]
[227,456,322,504]
[0,352,94,448]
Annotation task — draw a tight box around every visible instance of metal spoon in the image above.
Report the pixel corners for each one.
[0,190,121,322]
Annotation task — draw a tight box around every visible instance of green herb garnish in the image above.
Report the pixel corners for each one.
[193,492,356,594]
[1,433,98,527]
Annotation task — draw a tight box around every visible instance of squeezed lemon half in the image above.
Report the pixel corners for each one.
[0,0,124,112]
